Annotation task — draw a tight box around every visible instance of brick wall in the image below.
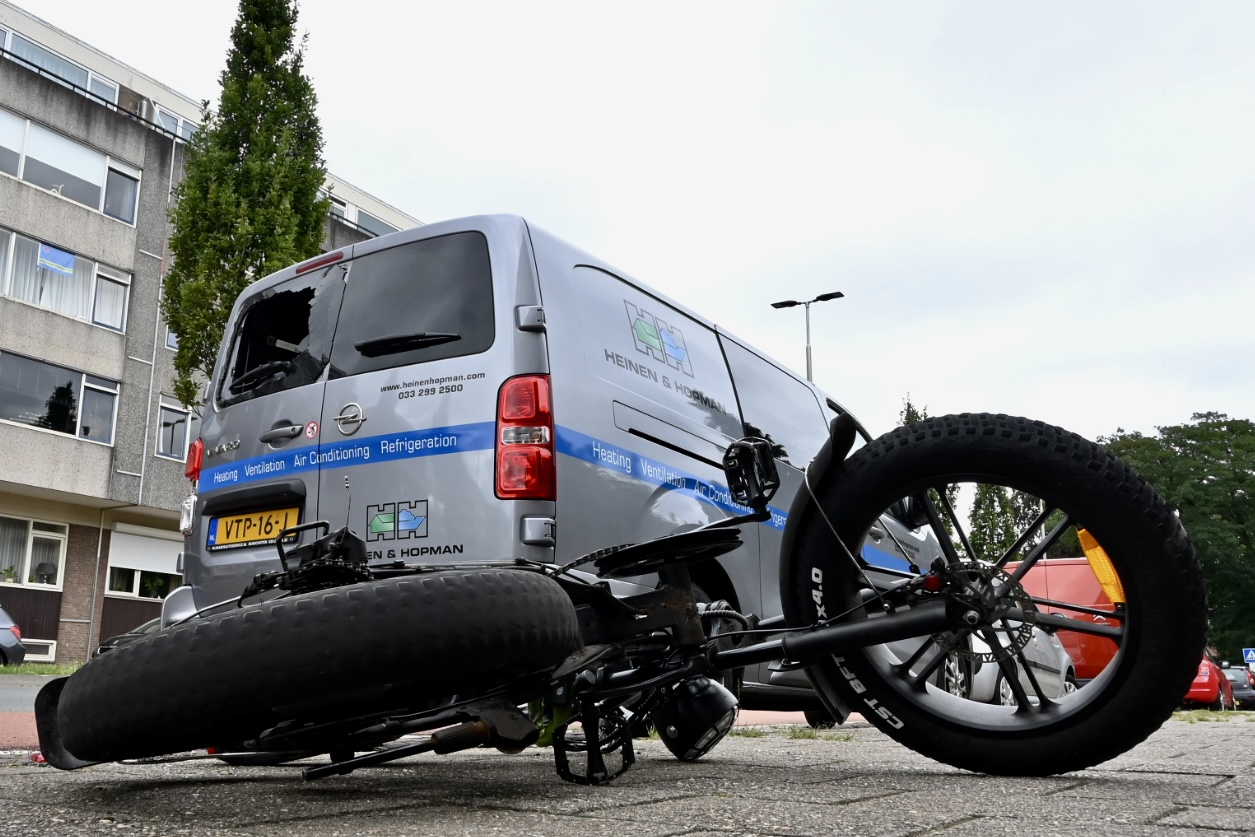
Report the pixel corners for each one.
[56,525,108,663]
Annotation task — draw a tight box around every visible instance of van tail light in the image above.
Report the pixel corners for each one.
[9,624,20,640]
[185,438,204,483]
[181,438,203,536]
[496,375,555,500]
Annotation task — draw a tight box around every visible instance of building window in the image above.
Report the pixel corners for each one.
[0,352,119,444]
[154,106,198,142]
[355,209,399,238]
[0,514,66,589]
[0,106,21,177]
[89,76,117,104]
[5,33,118,105]
[165,328,179,350]
[92,267,129,330]
[107,566,180,600]
[103,167,138,223]
[80,375,119,444]
[106,527,182,600]
[157,401,190,460]
[24,121,102,208]
[0,226,131,329]
[0,105,141,224]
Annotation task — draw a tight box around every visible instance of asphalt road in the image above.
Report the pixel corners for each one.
[2,696,1253,837]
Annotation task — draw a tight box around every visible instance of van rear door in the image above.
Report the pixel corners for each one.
[315,222,534,564]
[190,261,343,602]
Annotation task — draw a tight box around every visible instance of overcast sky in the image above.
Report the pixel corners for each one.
[21,1,1255,441]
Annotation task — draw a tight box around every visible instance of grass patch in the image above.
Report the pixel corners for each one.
[1175,709,1236,723]
[786,725,819,740]
[823,731,856,742]
[0,661,82,676]
[728,726,766,738]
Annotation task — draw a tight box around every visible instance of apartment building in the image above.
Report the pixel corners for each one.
[0,0,419,662]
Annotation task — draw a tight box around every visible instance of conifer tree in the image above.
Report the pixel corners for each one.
[162,0,330,406]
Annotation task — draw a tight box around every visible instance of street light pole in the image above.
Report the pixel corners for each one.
[770,291,844,382]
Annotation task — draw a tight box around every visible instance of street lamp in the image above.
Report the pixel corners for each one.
[770,291,844,382]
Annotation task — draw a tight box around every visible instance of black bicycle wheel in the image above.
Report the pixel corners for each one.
[59,567,583,763]
[781,413,1207,775]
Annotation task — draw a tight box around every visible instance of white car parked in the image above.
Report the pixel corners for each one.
[968,626,1078,706]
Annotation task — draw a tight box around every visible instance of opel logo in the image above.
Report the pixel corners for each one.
[334,402,367,436]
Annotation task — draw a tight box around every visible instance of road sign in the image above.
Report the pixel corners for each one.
[1243,648,1255,664]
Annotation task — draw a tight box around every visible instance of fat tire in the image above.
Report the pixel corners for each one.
[59,568,583,762]
[781,413,1207,775]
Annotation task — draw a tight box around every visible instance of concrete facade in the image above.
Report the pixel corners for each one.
[0,0,420,661]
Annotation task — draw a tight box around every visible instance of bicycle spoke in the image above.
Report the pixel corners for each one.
[995,504,1057,568]
[896,640,949,691]
[1006,514,1072,579]
[919,489,968,567]
[1030,610,1123,640]
[1017,651,1054,709]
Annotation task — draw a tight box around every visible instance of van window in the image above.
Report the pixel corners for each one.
[721,337,829,468]
[330,232,494,378]
[220,270,341,404]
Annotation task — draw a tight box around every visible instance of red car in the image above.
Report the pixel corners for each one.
[1184,655,1235,710]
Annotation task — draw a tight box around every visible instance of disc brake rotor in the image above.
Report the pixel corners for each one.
[931,562,1037,663]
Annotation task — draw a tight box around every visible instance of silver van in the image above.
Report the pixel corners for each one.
[172,214,919,711]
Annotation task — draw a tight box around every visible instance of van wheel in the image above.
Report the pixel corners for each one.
[57,568,583,763]
[804,708,837,729]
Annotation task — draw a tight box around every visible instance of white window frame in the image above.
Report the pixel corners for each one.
[81,374,119,446]
[103,159,140,225]
[0,351,120,446]
[154,106,198,142]
[92,265,130,330]
[165,327,179,350]
[3,31,118,106]
[105,565,182,600]
[156,399,191,461]
[19,639,56,663]
[105,526,182,600]
[0,224,132,331]
[0,105,141,227]
[0,514,67,591]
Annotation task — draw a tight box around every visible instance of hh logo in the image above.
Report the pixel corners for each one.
[366,501,428,541]
[625,301,693,377]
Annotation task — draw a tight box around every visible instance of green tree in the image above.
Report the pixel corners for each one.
[162,0,330,406]
[897,395,961,541]
[1102,413,1255,661]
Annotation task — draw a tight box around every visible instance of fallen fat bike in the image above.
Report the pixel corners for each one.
[36,413,1207,782]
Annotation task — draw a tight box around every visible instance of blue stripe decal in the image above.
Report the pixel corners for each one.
[861,543,912,572]
[200,422,496,492]
[555,426,788,530]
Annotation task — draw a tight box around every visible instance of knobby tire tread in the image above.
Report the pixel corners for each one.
[783,413,1207,775]
[59,567,583,762]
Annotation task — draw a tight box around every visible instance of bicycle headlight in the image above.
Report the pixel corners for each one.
[650,676,739,761]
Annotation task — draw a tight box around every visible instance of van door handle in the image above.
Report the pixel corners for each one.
[260,425,304,443]
[869,526,885,541]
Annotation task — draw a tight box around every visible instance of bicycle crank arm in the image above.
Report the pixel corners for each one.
[710,599,954,670]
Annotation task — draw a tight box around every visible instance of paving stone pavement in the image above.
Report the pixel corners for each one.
[1,713,1252,836]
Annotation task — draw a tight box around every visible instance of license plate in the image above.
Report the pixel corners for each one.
[207,507,300,551]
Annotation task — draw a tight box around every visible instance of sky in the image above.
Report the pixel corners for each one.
[18,1,1255,442]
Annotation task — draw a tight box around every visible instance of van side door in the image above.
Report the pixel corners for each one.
[719,337,832,623]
